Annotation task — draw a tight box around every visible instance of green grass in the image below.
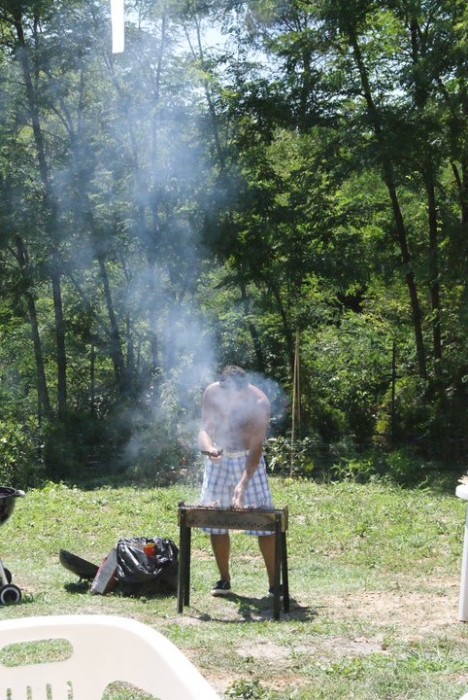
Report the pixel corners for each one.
[1,475,468,698]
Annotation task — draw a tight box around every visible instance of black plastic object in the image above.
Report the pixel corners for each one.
[115,537,178,596]
[59,550,100,580]
[0,487,24,525]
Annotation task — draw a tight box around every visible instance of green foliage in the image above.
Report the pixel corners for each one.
[39,412,120,483]
[376,376,432,444]
[0,416,44,487]
[0,0,468,487]
[383,448,433,487]
[122,415,199,486]
[329,455,377,483]
[265,436,317,476]
[265,435,441,488]
[302,314,394,447]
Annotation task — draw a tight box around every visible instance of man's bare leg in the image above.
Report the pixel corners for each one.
[258,533,276,587]
[211,533,231,581]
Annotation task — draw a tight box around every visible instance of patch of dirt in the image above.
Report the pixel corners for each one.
[324,577,462,641]
[171,573,467,698]
[237,640,290,660]
[194,576,467,695]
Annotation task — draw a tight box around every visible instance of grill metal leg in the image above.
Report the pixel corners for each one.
[177,509,191,613]
[281,532,290,613]
[272,513,282,620]
[177,505,289,619]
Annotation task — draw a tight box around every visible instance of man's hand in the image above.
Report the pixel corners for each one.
[201,449,223,461]
[232,482,246,509]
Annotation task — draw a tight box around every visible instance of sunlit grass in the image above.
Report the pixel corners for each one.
[1,475,468,698]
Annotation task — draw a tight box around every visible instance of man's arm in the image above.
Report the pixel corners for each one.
[198,386,223,460]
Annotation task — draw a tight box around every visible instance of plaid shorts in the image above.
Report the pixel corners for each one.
[199,451,274,535]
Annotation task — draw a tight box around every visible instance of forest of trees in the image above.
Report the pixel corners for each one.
[0,0,467,486]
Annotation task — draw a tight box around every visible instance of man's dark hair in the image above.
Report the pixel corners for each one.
[219,365,249,389]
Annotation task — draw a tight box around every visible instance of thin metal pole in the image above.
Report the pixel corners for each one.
[290,330,300,477]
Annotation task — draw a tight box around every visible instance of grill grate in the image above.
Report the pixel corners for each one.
[177,503,288,531]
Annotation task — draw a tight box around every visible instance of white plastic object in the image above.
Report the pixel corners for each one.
[0,614,220,699]
[456,484,468,621]
[111,0,124,53]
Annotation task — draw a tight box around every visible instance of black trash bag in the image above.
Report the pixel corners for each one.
[115,537,179,596]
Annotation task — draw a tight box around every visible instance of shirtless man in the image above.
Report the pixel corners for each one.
[198,365,277,596]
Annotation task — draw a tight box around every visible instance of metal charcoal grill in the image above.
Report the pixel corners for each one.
[0,486,25,604]
[178,503,288,530]
[177,502,290,619]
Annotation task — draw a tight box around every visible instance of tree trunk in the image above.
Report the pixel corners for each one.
[97,252,127,391]
[410,16,443,377]
[424,172,443,376]
[51,252,68,418]
[240,282,266,372]
[270,282,295,375]
[350,34,428,379]
[15,236,52,420]
[14,10,68,415]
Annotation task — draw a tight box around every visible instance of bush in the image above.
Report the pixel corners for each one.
[0,416,44,487]
[384,448,432,487]
[265,436,317,476]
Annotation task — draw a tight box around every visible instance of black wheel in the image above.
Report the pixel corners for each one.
[1,568,12,584]
[0,584,22,605]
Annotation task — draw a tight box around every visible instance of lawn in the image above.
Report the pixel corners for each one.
[1,474,468,699]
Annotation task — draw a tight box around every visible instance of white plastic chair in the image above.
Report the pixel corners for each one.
[0,614,220,700]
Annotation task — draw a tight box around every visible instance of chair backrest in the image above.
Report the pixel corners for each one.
[0,614,220,700]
